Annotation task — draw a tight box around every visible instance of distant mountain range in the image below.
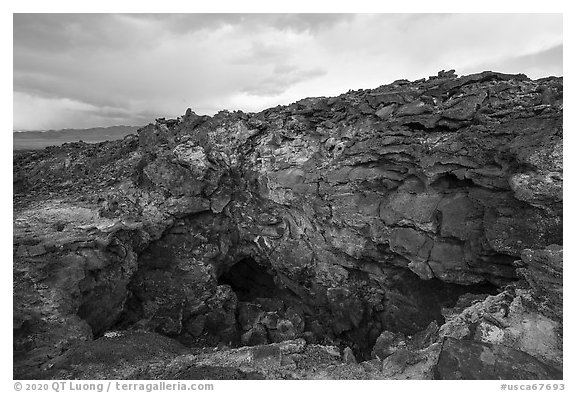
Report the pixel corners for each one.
[13,125,142,150]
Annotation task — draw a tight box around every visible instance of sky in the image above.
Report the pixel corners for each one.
[13,13,563,131]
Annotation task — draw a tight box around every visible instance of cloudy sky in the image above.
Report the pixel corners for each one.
[13,13,562,131]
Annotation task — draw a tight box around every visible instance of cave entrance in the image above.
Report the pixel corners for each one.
[218,257,278,301]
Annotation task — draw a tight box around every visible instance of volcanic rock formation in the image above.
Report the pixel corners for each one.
[13,70,563,379]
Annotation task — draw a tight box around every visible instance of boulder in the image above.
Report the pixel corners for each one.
[435,338,562,380]
[372,331,406,360]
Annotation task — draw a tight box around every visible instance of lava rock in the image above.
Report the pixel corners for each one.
[372,331,406,360]
[241,325,269,346]
[435,337,562,380]
[13,71,563,379]
[343,347,357,364]
[516,246,563,320]
[268,319,297,343]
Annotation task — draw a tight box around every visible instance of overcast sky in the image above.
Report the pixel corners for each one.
[13,13,562,131]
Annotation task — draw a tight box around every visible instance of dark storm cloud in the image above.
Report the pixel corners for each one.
[13,13,562,130]
[13,14,351,116]
[14,14,159,52]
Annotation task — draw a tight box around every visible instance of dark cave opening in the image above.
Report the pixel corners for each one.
[429,172,477,190]
[108,237,504,363]
[217,257,278,302]
[392,275,501,331]
[331,268,502,361]
[214,257,503,361]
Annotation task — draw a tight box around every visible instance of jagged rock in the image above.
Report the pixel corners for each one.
[375,104,396,119]
[343,347,357,364]
[435,337,562,380]
[408,321,439,350]
[442,91,487,120]
[372,331,406,360]
[13,70,563,379]
[237,302,264,331]
[260,312,280,330]
[380,343,442,379]
[438,287,562,370]
[203,285,239,342]
[268,319,297,343]
[184,315,206,337]
[241,325,268,346]
[38,331,190,380]
[285,306,305,333]
[516,246,563,320]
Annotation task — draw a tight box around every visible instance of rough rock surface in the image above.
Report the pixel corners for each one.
[436,337,561,380]
[13,70,562,379]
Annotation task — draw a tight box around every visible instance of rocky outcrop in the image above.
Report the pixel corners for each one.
[436,337,561,380]
[13,70,562,379]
